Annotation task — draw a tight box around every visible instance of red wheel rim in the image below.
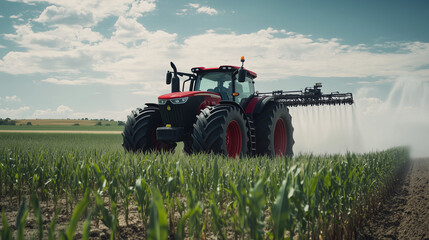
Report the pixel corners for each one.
[274,118,287,156]
[226,120,242,158]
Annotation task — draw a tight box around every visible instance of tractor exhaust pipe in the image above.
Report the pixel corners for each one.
[166,62,180,93]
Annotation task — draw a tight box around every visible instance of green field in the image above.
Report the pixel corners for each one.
[0,124,123,131]
[0,133,409,239]
[0,119,124,131]
[14,119,120,126]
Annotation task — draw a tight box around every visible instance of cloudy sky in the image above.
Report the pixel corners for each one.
[1,0,428,156]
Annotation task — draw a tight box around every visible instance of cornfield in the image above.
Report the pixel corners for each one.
[0,133,409,239]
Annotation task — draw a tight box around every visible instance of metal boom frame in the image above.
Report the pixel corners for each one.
[257,83,354,107]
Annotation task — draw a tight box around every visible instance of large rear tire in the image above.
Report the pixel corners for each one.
[254,102,294,157]
[191,105,250,158]
[122,106,176,153]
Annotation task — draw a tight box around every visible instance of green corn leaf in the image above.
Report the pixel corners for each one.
[1,210,13,240]
[213,157,219,191]
[48,214,57,240]
[30,195,43,240]
[95,193,113,229]
[135,176,150,227]
[272,178,292,240]
[323,173,331,188]
[175,161,184,185]
[248,179,267,240]
[65,191,90,240]
[82,209,93,240]
[147,188,168,240]
[309,174,319,198]
[16,199,29,240]
[176,202,203,240]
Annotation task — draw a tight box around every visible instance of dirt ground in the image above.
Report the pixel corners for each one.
[358,158,429,240]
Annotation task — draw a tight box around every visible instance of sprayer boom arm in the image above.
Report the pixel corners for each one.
[257,83,353,107]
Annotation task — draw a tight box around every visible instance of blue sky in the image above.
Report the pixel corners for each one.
[1,0,428,156]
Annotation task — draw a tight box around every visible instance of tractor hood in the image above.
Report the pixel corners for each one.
[158,91,221,99]
[157,91,222,135]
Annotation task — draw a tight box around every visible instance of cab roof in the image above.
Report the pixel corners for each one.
[191,65,257,79]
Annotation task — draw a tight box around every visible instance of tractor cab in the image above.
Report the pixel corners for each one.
[192,66,257,104]
[163,56,257,106]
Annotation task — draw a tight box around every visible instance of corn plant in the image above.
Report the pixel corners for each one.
[0,133,409,239]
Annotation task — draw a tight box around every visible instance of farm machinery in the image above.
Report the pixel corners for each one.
[122,57,354,158]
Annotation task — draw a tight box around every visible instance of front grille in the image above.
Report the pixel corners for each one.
[159,96,204,130]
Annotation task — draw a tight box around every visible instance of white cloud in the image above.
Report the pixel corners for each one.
[41,78,90,85]
[2,20,429,87]
[0,104,130,121]
[28,105,133,120]
[2,24,429,94]
[10,14,22,19]
[4,95,21,102]
[0,50,94,74]
[4,24,103,49]
[188,3,200,8]
[0,15,4,18]
[127,0,156,18]
[178,3,218,16]
[176,9,188,16]
[196,6,218,15]
[0,106,30,119]
[11,0,156,26]
[35,5,95,26]
[32,105,73,118]
[0,95,22,108]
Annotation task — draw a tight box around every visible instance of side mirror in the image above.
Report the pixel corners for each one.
[238,69,247,82]
[166,72,172,85]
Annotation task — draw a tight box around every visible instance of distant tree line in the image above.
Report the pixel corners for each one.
[0,118,17,125]
[80,118,116,122]
[94,121,125,126]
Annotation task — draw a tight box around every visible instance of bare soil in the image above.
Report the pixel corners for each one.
[358,158,429,240]
[0,196,147,240]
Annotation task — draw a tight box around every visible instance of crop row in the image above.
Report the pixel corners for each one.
[0,133,409,239]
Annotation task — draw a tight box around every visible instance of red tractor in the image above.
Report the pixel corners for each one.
[122,57,353,158]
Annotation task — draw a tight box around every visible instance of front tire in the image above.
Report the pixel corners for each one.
[192,105,250,158]
[122,105,176,153]
[254,102,294,157]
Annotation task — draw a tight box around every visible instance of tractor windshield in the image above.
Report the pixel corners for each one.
[195,71,255,103]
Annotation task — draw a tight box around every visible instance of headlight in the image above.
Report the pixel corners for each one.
[170,97,188,104]
[158,99,167,105]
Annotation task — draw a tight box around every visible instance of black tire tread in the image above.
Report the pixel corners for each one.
[122,106,176,152]
[254,102,294,157]
[191,105,250,157]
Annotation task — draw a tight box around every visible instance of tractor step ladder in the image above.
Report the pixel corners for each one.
[248,119,257,155]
